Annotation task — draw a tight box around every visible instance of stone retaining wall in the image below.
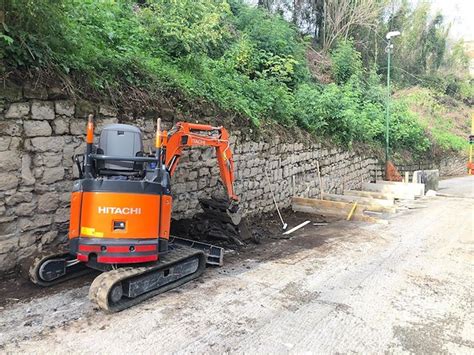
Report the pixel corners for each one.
[0,84,379,273]
[436,155,467,176]
[374,155,467,181]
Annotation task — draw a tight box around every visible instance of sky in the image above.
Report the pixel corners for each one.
[424,0,474,41]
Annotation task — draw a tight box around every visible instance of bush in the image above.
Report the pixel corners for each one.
[458,81,474,103]
[139,0,232,58]
[294,78,385,146]
[430,129,467,151]
[445,76,474,103]
[363,68,386,105]
[231,2,303,58]
[294,84,326,132]
[331,40,362,84]
[1,0,447,157]
[2,0,71,68]
[387,101,431,154]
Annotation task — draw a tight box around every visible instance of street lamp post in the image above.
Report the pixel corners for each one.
[385,30,400,179]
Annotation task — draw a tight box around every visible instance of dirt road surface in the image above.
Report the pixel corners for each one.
[0,176,473,354]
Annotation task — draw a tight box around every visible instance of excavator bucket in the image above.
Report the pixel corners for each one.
[171,197,253,247]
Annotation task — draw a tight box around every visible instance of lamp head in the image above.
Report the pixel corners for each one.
[386,31,401,40]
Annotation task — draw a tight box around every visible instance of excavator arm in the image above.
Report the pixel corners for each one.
[159,122,238,202]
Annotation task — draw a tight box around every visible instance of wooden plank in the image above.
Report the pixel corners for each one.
[344,190,396,201]
[361,182,416,200]
[373,181,425,196]
[412,171,420,183]
[293,204,378,223]
[322,193,394,208]
[374,180,425,193]
[292,197,378,223]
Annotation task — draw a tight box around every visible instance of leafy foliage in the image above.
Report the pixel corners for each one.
[330,40,362,84]
[387,101,431,154]
[2,0,465,157]
[397,88,469,152]
[2,0,71,68]
[140,0,232,57]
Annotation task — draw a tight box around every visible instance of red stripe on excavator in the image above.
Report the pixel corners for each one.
[106,245,157,253]
[135,245,157,252]
[106,246,130,253]
[77,253,88,262]
[79,245,101,252]
[98,255,157,264]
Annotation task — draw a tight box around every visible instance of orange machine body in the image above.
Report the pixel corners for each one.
[67,120,237,266]
[68,180,172,264]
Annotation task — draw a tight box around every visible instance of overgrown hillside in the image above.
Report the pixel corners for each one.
[395,87,471,156]
[1,0,472,159]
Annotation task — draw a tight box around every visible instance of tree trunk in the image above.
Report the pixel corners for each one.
[258,0,272,11]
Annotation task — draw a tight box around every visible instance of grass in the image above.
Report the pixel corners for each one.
[395,87,469,153]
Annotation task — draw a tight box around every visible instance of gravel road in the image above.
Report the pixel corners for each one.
[1,176,473,354]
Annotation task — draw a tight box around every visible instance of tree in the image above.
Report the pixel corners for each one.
[424,13,448,72]
[257,0,273,10]
[386,1,450,85]
[321,0,383,51]
[288,0,324,41]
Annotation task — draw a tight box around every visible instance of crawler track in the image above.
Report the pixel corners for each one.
[88,246,206,312]
[28,251,91,287]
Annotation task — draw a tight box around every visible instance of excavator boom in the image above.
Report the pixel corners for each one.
[160,122,238,202]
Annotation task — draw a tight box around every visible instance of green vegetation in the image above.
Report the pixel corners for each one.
[397,88,469,152]
[378,1,472,104]
[1,0,471,158]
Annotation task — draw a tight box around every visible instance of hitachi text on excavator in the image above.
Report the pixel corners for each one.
[28,115,240,312]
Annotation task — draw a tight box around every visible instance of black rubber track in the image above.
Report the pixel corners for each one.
[28,251,92,287]
[88,246,206,313]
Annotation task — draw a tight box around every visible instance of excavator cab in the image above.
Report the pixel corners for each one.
[28,116,241,312]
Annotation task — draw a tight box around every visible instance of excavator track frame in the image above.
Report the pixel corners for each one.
[88,245,206,312]
[28,251,92,287]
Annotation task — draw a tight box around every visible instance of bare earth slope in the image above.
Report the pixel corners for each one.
[1,177,473,353]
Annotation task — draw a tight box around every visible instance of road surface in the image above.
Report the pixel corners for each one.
[0,176,473,353]
[439,175,474,198]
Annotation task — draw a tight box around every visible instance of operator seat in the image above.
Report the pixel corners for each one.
[96,123,145,176]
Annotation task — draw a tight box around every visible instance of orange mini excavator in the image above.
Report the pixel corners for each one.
[28,115,240,312]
